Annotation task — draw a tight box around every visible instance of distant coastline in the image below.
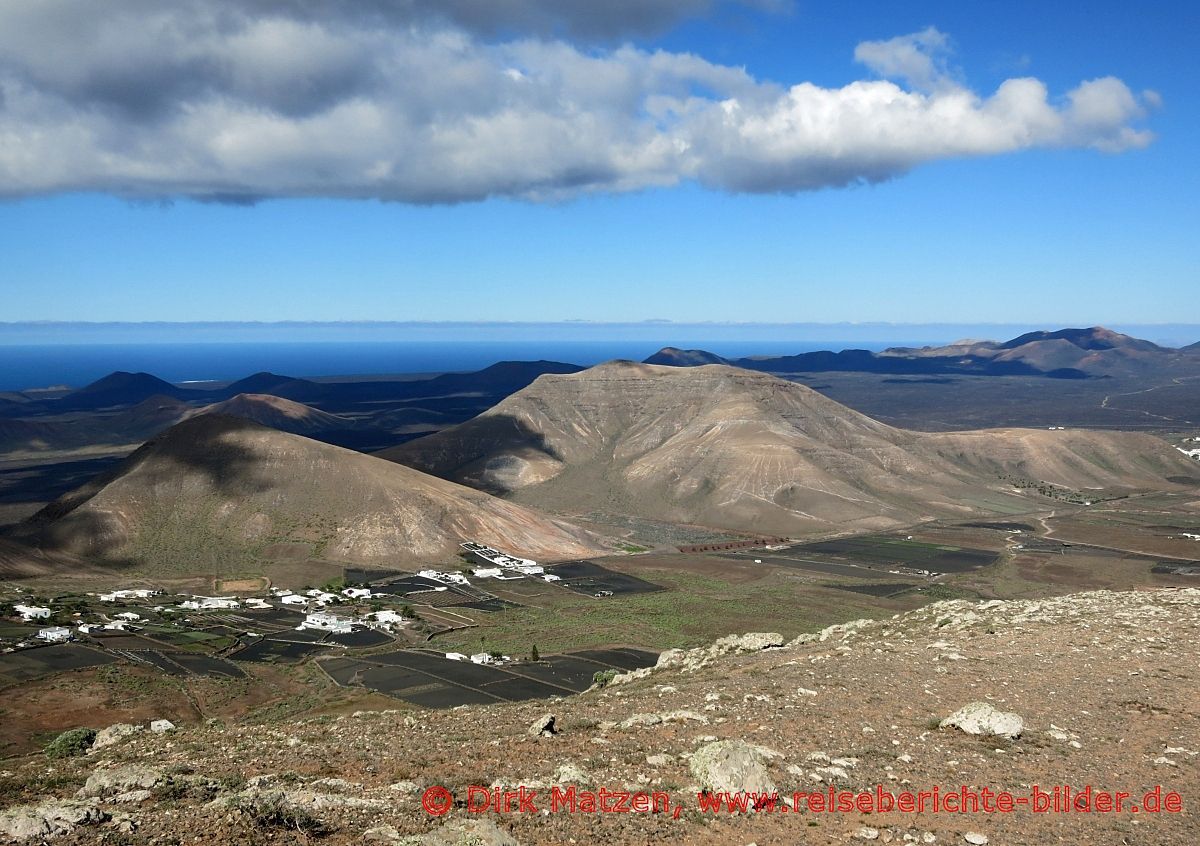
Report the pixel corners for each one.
[3,320,1199,348]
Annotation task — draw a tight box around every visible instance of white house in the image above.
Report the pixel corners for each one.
[470,652,508,665]
[115,612,142,621]
[305,590,339,604]
[179,597,239,610]
[298,612,353,634]
[98,589,159,602]
[541,573,561,582]
[243,598,271,609]
[366,609,406,628]
[418,569,469,586]
[472,567,504,579]
[1176,447,1200,460]
[37,627,72,643]
[445,652,468,661]
[14,605,51,621]
[280,594,307,605]
[341,588,372,599]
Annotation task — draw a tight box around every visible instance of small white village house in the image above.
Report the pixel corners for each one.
[298,612,354,634]
[14,605,51,621]
[37,627,72,643]
[179,596,239,610]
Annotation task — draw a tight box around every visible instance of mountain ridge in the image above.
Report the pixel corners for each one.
[382,361,1193,536]
[13,414,607,571]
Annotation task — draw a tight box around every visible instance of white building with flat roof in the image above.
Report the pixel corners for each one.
[298,612,353,634]
[15,605,51,621]
[98,589,159,602]
[179,597,239,610]
[37,627,72,642]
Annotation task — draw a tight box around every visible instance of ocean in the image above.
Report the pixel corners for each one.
[0,340,910,392]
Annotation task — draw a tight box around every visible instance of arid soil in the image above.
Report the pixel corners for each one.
[384,363,1194,537]
[12,414,608,572]
[3,587,1196,845]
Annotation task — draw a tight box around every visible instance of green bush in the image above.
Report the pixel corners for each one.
[592,669,619,688]
[44,727,97,759]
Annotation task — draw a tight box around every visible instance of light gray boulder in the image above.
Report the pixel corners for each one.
[940,703,1024,739]
[0,801,108,840]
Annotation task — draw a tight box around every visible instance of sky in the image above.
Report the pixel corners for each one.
[0,0,1196,326]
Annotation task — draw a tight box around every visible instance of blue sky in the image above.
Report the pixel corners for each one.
[0,1,1195,325]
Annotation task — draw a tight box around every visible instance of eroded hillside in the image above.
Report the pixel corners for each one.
[383,363,1193,535]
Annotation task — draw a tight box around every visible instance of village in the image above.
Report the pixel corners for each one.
[0,542,660,710]
[0,541,562,654]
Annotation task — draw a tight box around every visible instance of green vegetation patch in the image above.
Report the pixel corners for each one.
[44,727,97,759]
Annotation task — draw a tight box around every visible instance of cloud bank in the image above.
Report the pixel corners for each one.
[0,1,1156,203]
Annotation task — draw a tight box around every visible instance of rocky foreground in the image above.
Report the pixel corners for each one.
[3,588,1198,845]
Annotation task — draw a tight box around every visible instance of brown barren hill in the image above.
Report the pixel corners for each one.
[191,393,355,435]
[380,362,1193,535]
[12,414,606,572]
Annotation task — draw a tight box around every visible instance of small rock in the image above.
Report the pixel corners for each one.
[89,723,143,752]
[78,765,164,798]
[149,719,176,733]
[552,762,589,785]
[0,801,108,841]
[417,817,520,845]
[856,827,880,840]
[690,740,778,797]
[109,790,152,804]
[940,702,1023,739]
[963,834,989,845]
[646,754,672,767]
[528,713,557,738]
[364,824,403,844]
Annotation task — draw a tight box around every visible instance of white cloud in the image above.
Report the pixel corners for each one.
[0,4,1156,203]
[853,26,953,91]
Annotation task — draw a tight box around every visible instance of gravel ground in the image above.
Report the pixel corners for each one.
[2,587,1197,845]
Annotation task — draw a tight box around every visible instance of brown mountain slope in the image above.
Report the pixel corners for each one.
[4,589,1196,845]
[380,362,1193,536]
[191,393,354,435]
[13,415,605,572]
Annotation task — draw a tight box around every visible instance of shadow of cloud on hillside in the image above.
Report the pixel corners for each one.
[141,416,277,498]
[8,416,277,554]
[3,510,146,572]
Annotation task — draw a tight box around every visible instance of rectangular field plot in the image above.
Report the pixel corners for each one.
[325,628,394,648]
[231,638,332,663]
[794,536,998,573]
[548,561,664,596]
[0,644,118,683]
[166,652,246,678]
[371,576,450,596]
[571,648,661,671]
[318,646,657,708]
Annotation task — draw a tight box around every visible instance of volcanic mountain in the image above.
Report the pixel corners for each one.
[218,372,326,402]
[646,327,1185,379]
[381,362,1193,536]
[56,371,198,410]
[191,393,354,436]
[643,347,730,367]
[14,415,605,571]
